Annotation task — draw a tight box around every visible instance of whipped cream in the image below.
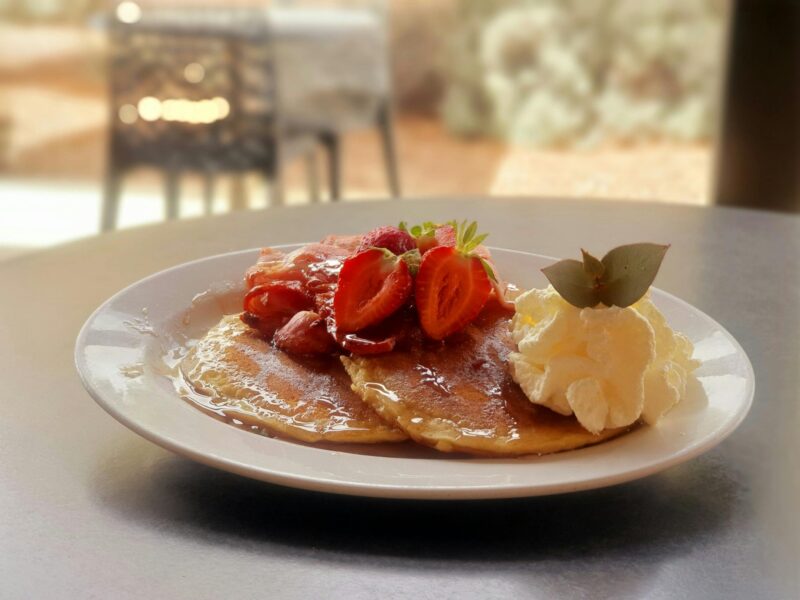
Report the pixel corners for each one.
[508,286,699,434]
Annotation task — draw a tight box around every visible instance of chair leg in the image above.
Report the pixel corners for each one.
[305,150,320,203]
[100,167,123,232]
[231,175,248,211]
[165,171,180,220]
[321,132,341,201]
[378,104,401,198]
[203,172,215,215]
[267,169,285,207]
[268,142,286,207]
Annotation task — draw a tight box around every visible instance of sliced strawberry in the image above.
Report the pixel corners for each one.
[246,243,351,289]
[273,311,336,355]
[240,311,282,337]
[318,296,399,355]
[356,225,415,255]
[241,281,313,336]
[245,247,288,288]
[319,233,363,252]
[333,248,412,332]
[243,281,313,317]
[414,221,494,340]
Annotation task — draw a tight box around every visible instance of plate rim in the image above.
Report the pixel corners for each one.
[75,245,755,500]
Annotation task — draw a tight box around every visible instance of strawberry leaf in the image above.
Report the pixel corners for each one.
[470,233,489,250]
[402,220,442,240]
[479,257,499,283]
[464,221,477,244]
[451,220,489,256]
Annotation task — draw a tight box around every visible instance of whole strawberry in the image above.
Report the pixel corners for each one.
[356,225,415,256]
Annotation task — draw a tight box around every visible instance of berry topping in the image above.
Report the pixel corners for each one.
[333,248,413,333]
[414,221,494,340]
[356,225,416,256]
[241,281,314,336]
[273,311,336,355]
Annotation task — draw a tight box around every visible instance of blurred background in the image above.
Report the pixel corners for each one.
[1,0,784,259]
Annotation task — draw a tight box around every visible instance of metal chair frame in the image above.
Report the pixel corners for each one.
[101,8,323,231]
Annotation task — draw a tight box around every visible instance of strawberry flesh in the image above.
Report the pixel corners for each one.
[415,246,492,340]
[333,248,412,333]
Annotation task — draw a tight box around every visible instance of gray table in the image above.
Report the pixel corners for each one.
[1,199,798,599]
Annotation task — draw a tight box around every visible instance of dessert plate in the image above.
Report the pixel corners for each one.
[75,246,754,499]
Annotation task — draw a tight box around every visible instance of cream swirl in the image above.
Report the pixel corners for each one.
[509,286,699,434]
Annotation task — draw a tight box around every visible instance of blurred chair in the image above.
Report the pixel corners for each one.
[270,0,400,200]
[102,6,323,231]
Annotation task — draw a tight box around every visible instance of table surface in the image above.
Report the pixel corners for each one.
[1,198,798,599]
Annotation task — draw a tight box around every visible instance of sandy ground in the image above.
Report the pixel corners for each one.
[2,109,711,203]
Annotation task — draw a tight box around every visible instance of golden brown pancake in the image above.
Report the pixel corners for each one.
[341,302,628,456]
[181,315,406,443]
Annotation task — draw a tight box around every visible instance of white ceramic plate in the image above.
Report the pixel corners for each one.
[75,246,754,500]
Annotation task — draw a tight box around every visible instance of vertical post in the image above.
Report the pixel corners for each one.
[378,103,401,198]
[203,172,215,215]
[305,150,320,203]
[101,167,123,232]
[714,0,800,212]
[165,171,180,220]
[231,174,248,210]
[269,141,286,207]
[321,132,341,201]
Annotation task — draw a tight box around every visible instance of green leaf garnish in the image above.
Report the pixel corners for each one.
[542,243,670,308]
[581,249,604,277]
[540,259,598,308]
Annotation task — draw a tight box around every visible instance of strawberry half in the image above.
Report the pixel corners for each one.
[333,248,413,332]
[415,221,493,340]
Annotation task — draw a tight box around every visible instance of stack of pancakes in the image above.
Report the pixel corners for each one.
[181,301,625,456]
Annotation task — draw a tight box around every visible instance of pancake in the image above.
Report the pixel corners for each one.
[341,301,628,456]
[181,315,406,443]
